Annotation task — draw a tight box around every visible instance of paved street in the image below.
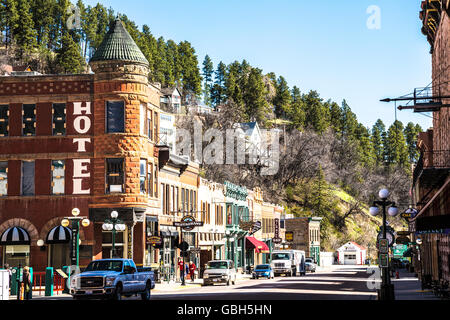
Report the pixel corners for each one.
[13,265,381,301]
[151,265,377,300]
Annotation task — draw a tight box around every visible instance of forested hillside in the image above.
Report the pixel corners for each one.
[1,0,421,254]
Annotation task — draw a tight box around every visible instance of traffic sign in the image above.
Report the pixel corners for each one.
[379,239,389,254]
[379,254,389,268]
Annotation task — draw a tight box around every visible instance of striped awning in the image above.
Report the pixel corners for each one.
[0,227,31,245]
[46,226,72,244]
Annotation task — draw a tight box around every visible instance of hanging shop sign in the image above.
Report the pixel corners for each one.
[274,218,280,238]
[146,236,162,246]
[395,236,410,245]
[239,221,254,231]
[249,221,262,235]
[174,216,203,231]
[272,237,282,244]
[285,231,294,242]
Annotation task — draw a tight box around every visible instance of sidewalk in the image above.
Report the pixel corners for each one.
[392,268,441,300]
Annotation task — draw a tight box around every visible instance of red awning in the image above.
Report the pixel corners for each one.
[246,237,269,253]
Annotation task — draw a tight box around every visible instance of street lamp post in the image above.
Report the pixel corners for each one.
[369,189,400,301]
[61,208,90,267]
[102,211,126,258]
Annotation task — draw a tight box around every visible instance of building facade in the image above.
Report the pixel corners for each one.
[197,178,226,275]
[285,217,322,265]
[409,1,450,283]
[0,18,162,271]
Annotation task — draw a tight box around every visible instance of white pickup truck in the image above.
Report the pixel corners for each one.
[70,258,155,300]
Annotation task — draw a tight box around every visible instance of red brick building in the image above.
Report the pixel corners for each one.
[409,1,450,283]
[0,19,162,271]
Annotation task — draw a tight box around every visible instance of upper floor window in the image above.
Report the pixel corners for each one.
[140,104,146,137]
[0,105,8,137]
[106,101,124,133]
[106,158,124,193]
[21,161,35,196]
[52,103,66,136]
[22,104,36,136]
[140,159,147,194]
[0,161,7,196]
[153,112,158,142]
[147,110,153,140]
[51,160,65,195]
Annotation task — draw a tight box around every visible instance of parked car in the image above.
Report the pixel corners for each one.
[252,264,274,279]
[305,257,317,273]
[70,258,155,300]
[202,260,237,286]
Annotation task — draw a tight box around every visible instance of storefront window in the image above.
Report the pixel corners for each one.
[49,244,70,269]
[102,230,125,258]
[3,245,30,267]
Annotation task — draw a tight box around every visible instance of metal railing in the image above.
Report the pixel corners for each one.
[31,272,65,296]
[413,150,450,186]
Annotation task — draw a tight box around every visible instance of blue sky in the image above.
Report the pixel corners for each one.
[83,0,433,130]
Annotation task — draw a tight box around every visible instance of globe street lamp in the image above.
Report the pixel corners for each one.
[62,208,90,266]
[369,188,400,301]
[102,211,126,258]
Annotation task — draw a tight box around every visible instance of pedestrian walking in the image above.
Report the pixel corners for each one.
[185,262,189,279]
[189,261,196,282]
[21,266,32,300]
[178,258,184,281]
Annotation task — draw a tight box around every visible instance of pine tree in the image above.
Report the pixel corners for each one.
[14,0,37,59]
[273,76,291,118]
[340,100,358,140]
[328,101,343,135]
[242,67,270,123]
[386,120,409,167]
[404,122,423,163]
[56,30,85,74]
[289,86,305,129]
[1,0,19,51]
[210,61,227,108]
[303,90,328,134]
[371,119,386,166]
[355,123,375,167]
[202,55,214,106]
[225,61,244,107]
[177,40,202,102]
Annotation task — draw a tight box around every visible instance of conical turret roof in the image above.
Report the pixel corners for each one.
[90,18,149,66]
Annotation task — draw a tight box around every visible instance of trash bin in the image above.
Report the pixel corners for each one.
[0,270,10,300]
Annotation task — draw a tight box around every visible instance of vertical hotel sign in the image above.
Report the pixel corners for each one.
[72,102,91,194]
